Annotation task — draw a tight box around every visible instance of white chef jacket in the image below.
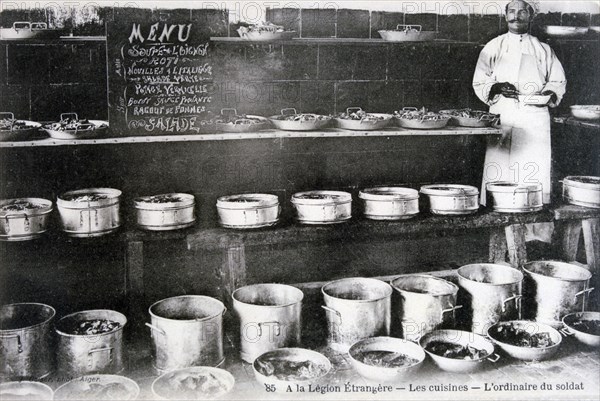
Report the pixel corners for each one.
[473,32,567,205]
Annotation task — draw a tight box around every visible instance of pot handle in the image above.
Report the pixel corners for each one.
[501,294,523,315]
[220,108,237,116]
[487,353,501,363]
[258,321,281,337]
[560,327,574,337]
[281,108,297,116]
[222,306,227,316]
[321,305,342,325]
[0,112,15,120]
[346,107,363,115]
[88,347,113,368]
[60,112,79,122]
[3,334,23,353]
[441,304,463,319]
[574,288,594,304]
[145,322,166,336]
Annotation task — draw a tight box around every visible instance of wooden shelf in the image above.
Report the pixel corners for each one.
[210,37,478,45]
[0,126,501,148]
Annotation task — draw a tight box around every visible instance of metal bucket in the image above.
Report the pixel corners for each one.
[55,310,127,376]
[321,278,392,352]
[390,275,461,340]
[147,295,226,373]
[457,264,523,335]
[0,303,55,380]
[524,261,594,328]
[232,284,303,363]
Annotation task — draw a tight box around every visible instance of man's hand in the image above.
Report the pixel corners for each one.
[489,82,519,101]
[541,90,558,104]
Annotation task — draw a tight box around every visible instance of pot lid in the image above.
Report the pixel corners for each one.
[135,193,195,208]
[420,184,479,196]
[0,198,53,217]
[359,187,419,201]
[486,181,542,193]
[217,193,279,209]
[291,190,352,205]
[57,188,121,206]
[563,176,600,190]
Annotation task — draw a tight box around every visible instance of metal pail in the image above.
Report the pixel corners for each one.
[321,277,392,352]
[147,295,225,373]
[457,264,523,335]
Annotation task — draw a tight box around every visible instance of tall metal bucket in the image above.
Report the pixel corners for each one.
[524,261,594,328]
[321,277,392,352]
[232,283,303,363]
[147,295,226,373]
[0,303,55,380]
[457,264,523,335]
[390,275,461,341]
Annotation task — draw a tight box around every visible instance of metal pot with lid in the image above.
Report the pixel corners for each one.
[359,187,419,220]
[420,184,479,215]
[134,193,196,231]
[0,198,53,241]
[291,190,352,224]
[562,176,600,208]
[217,193,280,229]
[486,181,543,213]
[57,188,121,237]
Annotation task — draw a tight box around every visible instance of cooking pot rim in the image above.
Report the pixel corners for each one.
[0,302,56,334]
[523,260,592,281]
[457,263,524,285]
[390,274,459,295]
[321,277,393,301]
[55,309,127,337]
[232,283,304,307]
[148,295,226,323]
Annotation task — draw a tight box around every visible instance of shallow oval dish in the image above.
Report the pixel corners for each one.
[0,112,42,141]
[0,381,53,400]
[53,375,139,400]
[562,312,600,347]
[487,320,562,361]
[252,348,331,388]
[570,105,600,120]
[152,367,234,400]
[348,336,425,382]
[43,113,108,140]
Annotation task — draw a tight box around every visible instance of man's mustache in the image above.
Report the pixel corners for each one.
[508,19,527,23]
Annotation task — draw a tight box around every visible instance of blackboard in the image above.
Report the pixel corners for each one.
[107,18,216,135]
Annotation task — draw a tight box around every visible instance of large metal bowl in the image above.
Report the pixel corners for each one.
[348,336,425,382]
[43,113,108,140]
[570,105,600,120]
[544,25,589,37]
[53,375,139,400]
[215,109,270,133]
[253,348,331,388]
[378,25,436,42]
[562,312,600,347]
[0,112,42,141]
[152,366,234,400]
[269,109,332,131]
[0,381,53,400]
[487,320,562,361]
[334,108,392,131]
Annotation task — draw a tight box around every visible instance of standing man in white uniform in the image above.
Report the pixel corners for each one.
[473,0,567,208]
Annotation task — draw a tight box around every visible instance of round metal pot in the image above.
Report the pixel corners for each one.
[561,311,600,347]
[562,176,600,209]
[321,277,392,352]
[216,194,279,229]
[488,320,562,361]
[291,191,352,224]
[486,182,543,213]
[0,381,53,400]
[420,184,479,215]
[0,198,53,241]
[134,193,196,231]
[457,264,523,335]
[152,366,234,400]
[232,284,303,363]
[348,336,425,383]
[390,275,461,341]
[419,329,499,373]
[523,261,594,328]
[53,374,139,400]
[0,303,55,380]
[57,188,121,237]
[252,348,331,388]
[147,295,226,373]
[55,310,127,376]
[359,187,419,220]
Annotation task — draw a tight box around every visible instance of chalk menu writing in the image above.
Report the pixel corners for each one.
[108,20,214,135]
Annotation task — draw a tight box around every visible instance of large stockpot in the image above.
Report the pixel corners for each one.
[390,275,461,341]
[420,184,479,215]
[291,191,352,224]
[0,198,53,241]
[523,261,594,328]
[457,264,523,335]
[216,194,279,229]
[147,295,226,372]
[134,193,196,231]
[485,182,543,213]
[359,187,419,220]
[57,188,121,237]
[55,310,126,376]
[562,176,600,208]
[0,303,55,380]
[232,284,303,363]
[321,277,392,352]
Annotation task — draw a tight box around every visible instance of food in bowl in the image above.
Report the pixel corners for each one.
[337,109,387,121]
[140,194,184,203]
[0,200,47,212]
[61,193,110,202]
[394,107,447,121]
[68,319,122,335]
[254,356,328,381]
[274,113,329,122]
[424,341,489,360]
[165,371,230,399]
[489,323,555,348]
[354,350,420,368]
[45,117,108,132]
[61,382,131,400]
[570,319,600,336]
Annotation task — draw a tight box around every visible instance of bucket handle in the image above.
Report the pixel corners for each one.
[88,347,113,369]
[258,321,281,337]
[3,334,23,353]
[441,304,462,319]
[574,288,594,305]
[487,353,501,363]
[502,294,522,317]
[321,305,342,325]
[145,322,166,336]
[559,327,574,337]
